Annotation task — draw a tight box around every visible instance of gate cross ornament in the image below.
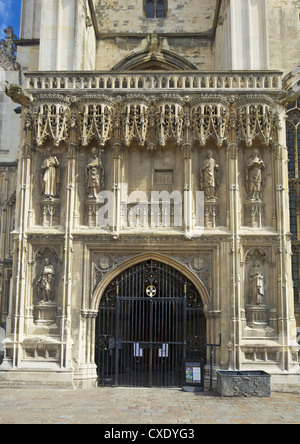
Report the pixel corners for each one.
[146,285,157,298]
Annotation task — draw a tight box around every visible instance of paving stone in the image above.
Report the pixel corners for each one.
[0,387,299,424]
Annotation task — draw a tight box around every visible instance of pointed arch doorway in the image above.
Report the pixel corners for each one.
[95,259,206,388]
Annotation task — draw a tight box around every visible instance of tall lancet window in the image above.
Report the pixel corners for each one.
[145,0,167,18]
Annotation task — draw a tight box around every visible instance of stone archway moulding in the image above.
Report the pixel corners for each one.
[91,252,211,312]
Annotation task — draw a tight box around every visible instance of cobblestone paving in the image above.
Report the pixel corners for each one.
[0,387,299,424]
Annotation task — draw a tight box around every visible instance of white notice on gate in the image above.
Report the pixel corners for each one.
[159,344,169,358]
[134,343,143,357]
[193,366,201,383]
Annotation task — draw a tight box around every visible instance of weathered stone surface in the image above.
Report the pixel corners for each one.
[217,371,271,398]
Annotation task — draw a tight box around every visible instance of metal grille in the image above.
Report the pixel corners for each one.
[95,260,206,387]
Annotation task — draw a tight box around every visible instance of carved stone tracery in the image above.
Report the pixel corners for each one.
[192,100,228,147]
[236,99,280,147]
[27,93,280,150]
[34,101,70,147]
[80,102,113,147]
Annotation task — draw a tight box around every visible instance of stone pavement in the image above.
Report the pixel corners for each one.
[0,387,299,425]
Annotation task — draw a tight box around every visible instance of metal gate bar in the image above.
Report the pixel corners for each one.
[96,260,206,388]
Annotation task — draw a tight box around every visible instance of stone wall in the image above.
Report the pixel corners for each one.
[95,36,214,71]
[15,0,300,73]
[267,0,300,76]
[94,0,219,35]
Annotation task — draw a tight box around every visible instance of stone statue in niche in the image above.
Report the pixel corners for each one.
[41,148,60,198]
[86,148,104,199]
[200,150,220,200]
[36,258,56,304]
[246,149,265,201]
[249,261,265,306]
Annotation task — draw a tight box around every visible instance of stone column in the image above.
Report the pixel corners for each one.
[112,107,122,236]
[39,0,96,71]
[76,310,98,388]
[182,108,193,236]
[227,105,242,370]
[60,129,77,370]
[182,144,193,236]
[10,111,34,368]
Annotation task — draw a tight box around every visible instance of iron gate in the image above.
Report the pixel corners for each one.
[95,260,206,387]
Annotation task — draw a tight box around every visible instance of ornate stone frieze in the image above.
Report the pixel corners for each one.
[34,102,70,147]
[236,97,280,147]
[25,91,281,150]
[92,251,211,294]
[157,102,183,147]
[79,102,113,147]
[192,99,228,147]
[124,101,149,147]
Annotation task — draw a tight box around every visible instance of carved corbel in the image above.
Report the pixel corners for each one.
[181,142,192,160]
[226,142,238,160]
[81,309,98,319]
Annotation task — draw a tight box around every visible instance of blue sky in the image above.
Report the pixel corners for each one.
[0,0,22,39]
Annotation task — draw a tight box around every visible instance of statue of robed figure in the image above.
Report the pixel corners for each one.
[249,261,265,306]
[86,148,104,199]
[246,149,265,201]
[200,150,220,199]
[41,148,60,198]
[36,258,56,304]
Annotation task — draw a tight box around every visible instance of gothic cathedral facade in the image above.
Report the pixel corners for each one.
[0,0,300,390]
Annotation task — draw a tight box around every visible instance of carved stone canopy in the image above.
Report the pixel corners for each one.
[26,93,280,150]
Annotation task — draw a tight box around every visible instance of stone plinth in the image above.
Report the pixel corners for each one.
[86,199,108,228]
[245,304,270,328]
[204,198,219,228]
[34,303,58,325]
[245,199,265,228]
[41,197,61,227]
